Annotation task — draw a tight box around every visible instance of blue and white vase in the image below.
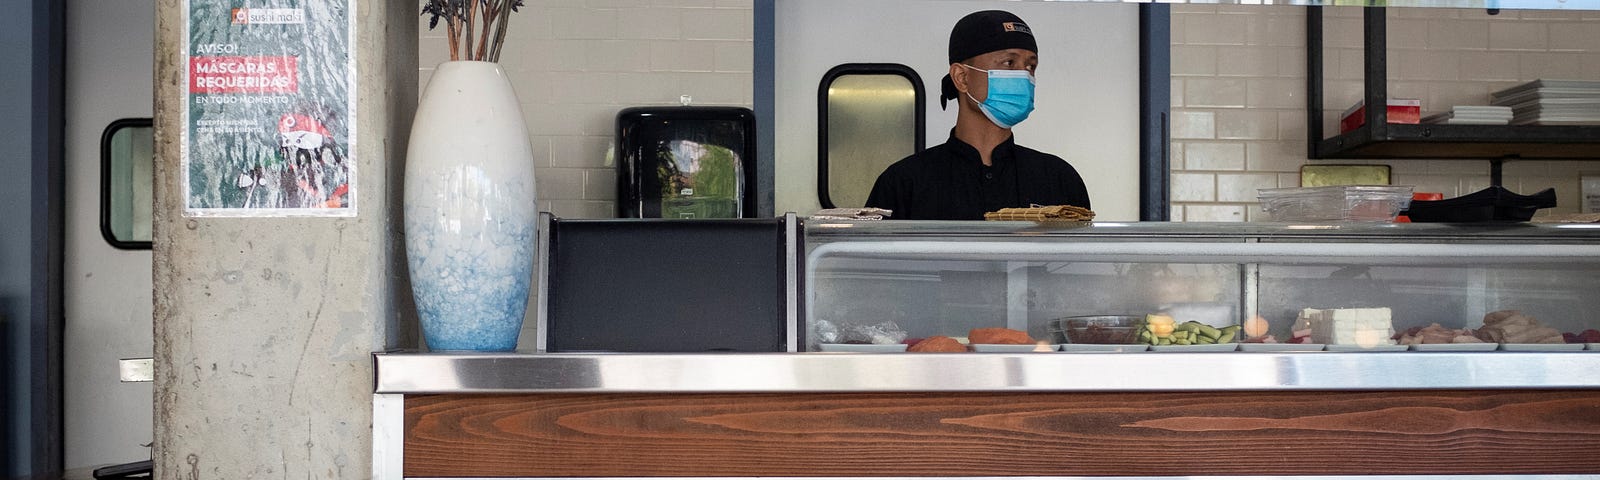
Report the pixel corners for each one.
[404,61,537,352]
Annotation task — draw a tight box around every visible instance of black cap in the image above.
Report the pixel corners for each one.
[941,10,1037,109]
[948,10,1037,64]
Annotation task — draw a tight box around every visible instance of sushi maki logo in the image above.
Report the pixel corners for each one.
[230,7,305,25]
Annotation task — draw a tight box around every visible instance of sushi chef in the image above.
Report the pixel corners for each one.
[865,10,1091,220]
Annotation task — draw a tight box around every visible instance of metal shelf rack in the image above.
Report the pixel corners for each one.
[1305,6,1600,185]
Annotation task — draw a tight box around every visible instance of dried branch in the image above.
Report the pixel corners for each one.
[422,0,522,63]
[463,0,477,61]
[446,16,459,61]
[490,0,514,61]
[475,0,491,61]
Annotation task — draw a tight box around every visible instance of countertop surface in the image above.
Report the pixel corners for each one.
[374,351,1600,394]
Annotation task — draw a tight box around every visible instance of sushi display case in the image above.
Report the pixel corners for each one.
[804,221,1600,354]
[374,221,1600,479]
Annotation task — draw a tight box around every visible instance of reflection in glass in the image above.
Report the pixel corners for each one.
[823,71,921,208]
[103,120,154,248]
[617,107,755,219]
[656,139,743,219]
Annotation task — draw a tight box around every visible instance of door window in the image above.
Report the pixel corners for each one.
[101,118,153,249]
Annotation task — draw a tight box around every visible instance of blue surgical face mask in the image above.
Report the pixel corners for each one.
[961,64,1035,129]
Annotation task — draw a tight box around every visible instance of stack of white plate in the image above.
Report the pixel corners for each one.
[1421,106,1514,125]
[1491,79,1600,126]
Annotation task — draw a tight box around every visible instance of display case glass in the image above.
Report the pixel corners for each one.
[804,221,1600,352]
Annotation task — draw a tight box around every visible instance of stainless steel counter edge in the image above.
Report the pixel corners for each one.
[373,352,1600,394]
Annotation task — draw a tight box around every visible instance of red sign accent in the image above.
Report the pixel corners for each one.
[278,113,332,137]
[189,56,298,94]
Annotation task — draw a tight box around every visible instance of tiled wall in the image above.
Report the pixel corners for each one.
[418,0,755,219]
[1171,5,1600,221]
[424,3,1597,221]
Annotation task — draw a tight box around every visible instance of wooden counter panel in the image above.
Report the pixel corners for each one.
[404,391,1600,477]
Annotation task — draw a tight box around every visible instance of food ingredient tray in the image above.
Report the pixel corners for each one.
[1058,344,1147,353]
[971,344,1057,353]
[818,344,906,353]
[1049,315,1143,345]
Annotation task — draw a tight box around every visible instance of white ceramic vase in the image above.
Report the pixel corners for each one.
[404,61,537,352]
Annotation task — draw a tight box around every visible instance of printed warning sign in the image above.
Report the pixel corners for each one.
[182,1,355,217]
[189,56,299,93]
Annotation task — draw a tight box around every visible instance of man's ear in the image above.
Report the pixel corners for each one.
[949,63,967,94]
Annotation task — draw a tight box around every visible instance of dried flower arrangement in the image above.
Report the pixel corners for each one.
[421,0,525,62]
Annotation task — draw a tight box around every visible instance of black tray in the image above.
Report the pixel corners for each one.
[1402,186,1557,223]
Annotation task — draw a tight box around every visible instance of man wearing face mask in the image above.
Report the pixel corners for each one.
[865,10,1091,220]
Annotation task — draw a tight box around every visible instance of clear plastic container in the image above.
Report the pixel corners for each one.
[1049,315,1144,344]
[1257,185,1414,222]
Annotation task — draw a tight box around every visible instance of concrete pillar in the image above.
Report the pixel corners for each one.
[152,0,415,478]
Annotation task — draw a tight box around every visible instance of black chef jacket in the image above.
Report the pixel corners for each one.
[864,133,1090,220]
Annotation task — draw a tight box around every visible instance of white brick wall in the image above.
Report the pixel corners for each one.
[1172,5,1600,221]
[418,4,1597,222]
[418,0,754,219]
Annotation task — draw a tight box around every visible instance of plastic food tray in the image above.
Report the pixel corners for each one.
[1408,343,1497,352]
[818,344,907,353]
[1149,344,1239,353]
[1258,186,1413,222]
[1499,343,1585,352]
[1324,344,1408,352]
[1058,344,1146,353]
[1238,343,1325,352]
[971,344,1056,353]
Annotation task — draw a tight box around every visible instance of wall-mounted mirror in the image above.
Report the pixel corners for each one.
[101,118,153,249]
[817,63,925,209]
